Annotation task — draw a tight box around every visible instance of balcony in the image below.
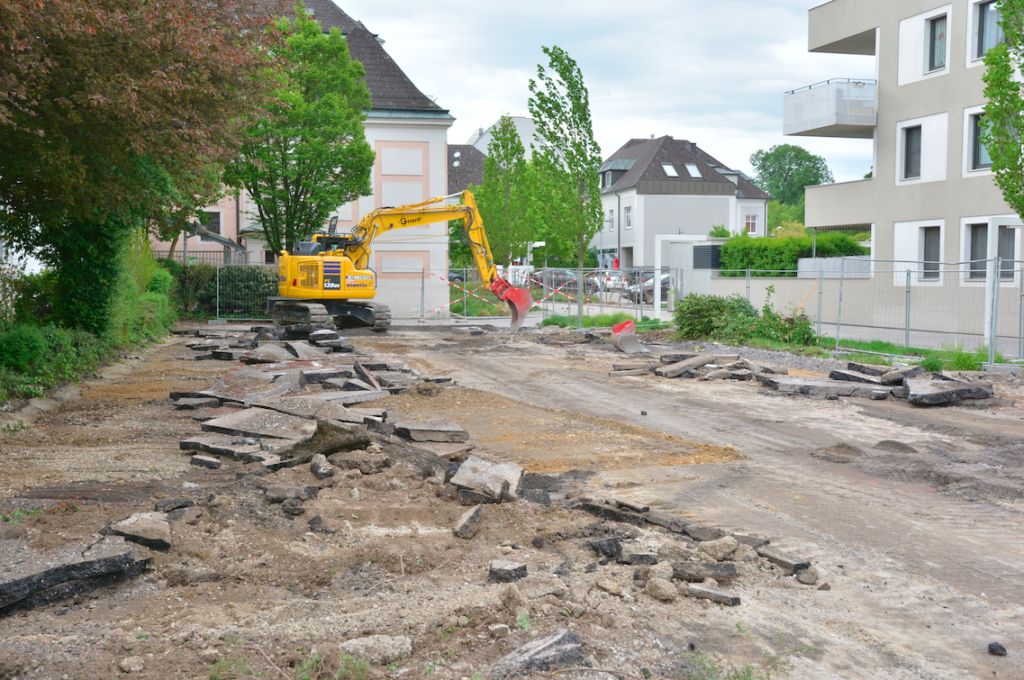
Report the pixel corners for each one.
[783,78,876,139]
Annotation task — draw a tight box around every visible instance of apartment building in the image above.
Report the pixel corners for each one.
[786,0,1021,285]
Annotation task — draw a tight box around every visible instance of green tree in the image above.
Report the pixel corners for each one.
[750,144,833,207]
[528,46,603,269]
[982,2,1024,219]
[766,198,806,234]
[224,8,375,254]
[475,115,531,266]
[0,0,284,333]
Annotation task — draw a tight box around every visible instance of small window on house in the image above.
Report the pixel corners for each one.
[977,1,1006,59]
[745,215,758,234]
[928,14,947,72]
[264,250,277,265]
[903,126,922,179]
[685,163,702,178]
[661,163,679,178]
[971,114,993,170]
[624,206,632,229]
[999,224,1016,279]
[921,226,940,280]
[608,210,615,232]
[605,172,612,188]
[199,211,222,243]
[968,223,1016,279]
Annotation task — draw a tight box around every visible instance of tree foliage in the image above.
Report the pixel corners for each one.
[475,115,530,266]
[982,2,1024,219]
[719,233,867,276]
[224,9,374,254]
[528,46,603,269]
[766,199,806,233]
[750,145,833,206]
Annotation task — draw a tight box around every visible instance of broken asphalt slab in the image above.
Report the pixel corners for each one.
[655,354,716,378]
[906,379,994,406]
[757,375,891,400]
[179,434,280,462]
[449,455,524,502]
[0,536,143,614]
[393,420,469,443]
[101,513,172,552]
[201,408,318,440]
[488,628,584,678]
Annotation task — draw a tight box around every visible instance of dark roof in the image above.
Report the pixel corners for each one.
[448,145,486,194]
[600,136,770,200]
[303,1,445,113]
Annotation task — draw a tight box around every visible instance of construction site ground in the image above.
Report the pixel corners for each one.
[1,323,1023,680]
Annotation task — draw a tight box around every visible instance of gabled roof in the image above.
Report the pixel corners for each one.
[448,145,486,194]
[601,136,770,200]
[301,1,449,114]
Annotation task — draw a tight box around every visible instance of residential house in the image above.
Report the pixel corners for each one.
[466,117,540,158]
[448,144,486,194]
[592,136,770,269]
[788,0,1019,284]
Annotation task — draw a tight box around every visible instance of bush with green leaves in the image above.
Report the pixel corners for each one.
[673,288,816,347]
[147,267,174,296]
[0,324,112,404]
[212,265,279,318]
[720,232,868,277]
[0,324,48,373]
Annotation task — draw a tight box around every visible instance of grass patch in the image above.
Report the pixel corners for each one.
[538,312,669,330]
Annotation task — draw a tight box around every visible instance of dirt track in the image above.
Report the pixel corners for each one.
[1,325,1022,679]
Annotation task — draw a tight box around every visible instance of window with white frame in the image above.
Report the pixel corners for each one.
[928,14,948,72]
[199,211,222,243]
[921,226,941,280]
[745,215,757,234]
[970,113,993,170]
[685,163,702,179]
[903,126,923,179]
[624,206,632,229]
[976,1,1005,59]
[608,210,615,232]
[661,163,679,178]
[967,223,1015,279]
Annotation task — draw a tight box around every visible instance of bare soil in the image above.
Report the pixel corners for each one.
[0,326,1022,680]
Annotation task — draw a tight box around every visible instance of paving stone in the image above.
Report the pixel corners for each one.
[655,353,716,378]
[373,371,418,387]
[190,455,222,469]
[731,534,770,550]
[488,560,527,583]
[201,407,317,440]
[906,379,994,405]
[756,546,811,575]
[154,498,194,513]
[338,635,412,666]
[575,501,646,527]
[703,368,754,381]
[613,498,649,513]
[672,563,740,583]
[449,455,523,502]
[394,420,470,443]
[0,536,138,611]
[174,397,220,410]
[879,364,926,385]
[405,442,475,461]
[687,584,740,606]
[452,505,484,539]
[103,513,172,552]
[488,628,583,678]
[828,369,884,385]
[658,541,700,563]
[308,328,341,342]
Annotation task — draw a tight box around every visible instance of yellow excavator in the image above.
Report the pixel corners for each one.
[271,190,533,332]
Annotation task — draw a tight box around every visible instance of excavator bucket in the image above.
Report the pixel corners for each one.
[489,278,533,333]
[610,319,650,354]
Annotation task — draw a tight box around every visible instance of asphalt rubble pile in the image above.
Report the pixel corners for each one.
[611,350,1015,407]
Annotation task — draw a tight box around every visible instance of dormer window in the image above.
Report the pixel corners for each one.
[685,163,702,178]
[661,163,679,178]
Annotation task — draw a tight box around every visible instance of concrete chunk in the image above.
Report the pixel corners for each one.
[906,379,994,405]
[179,434,278,462]
[453,505,484,539]
[394,419,469,443]
[103,513,171,552]
[240,344,295,364]
[317,390,392,406]
[672,562,740,582]
[684,524,727,542]
[879,364,926,385]
[687,584,740,606]
[488,628,583,678]
[354,360,382,391]
[285,341,328,360]
[829,369,884,385]
[644,511,689,533]
[155,498,194,513]
[659,353,698,364]
[655,353,716,378]
[614,498,649,513]
[270,419,371,465]
[756,545,811,574]
[449,455,523,502]
[174,397,220,410]
[190,455,222,469]
[488,560,527,583]
[201,407,317,440]
[847,361,889,377]
[758,375,891,399]
[265,486,319,503]
[301,368,354,384]
[575,501,646,527]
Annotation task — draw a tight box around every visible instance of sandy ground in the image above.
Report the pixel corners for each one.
[0,325,1022,680]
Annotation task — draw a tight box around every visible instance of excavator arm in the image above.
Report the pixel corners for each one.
[327,190,533,331]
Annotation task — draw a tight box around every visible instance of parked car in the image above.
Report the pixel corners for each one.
[448,271,465,283]
[626,273,670,303]
[545,269,600,295]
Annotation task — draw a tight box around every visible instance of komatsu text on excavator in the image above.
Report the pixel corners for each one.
[271,190,534,332]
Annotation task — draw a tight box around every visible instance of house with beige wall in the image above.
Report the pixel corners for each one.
[788,0,1021,286]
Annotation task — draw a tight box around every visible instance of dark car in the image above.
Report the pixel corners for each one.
[546,269,600,295]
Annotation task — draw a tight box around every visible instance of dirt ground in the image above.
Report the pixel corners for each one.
[1,324,1023,680]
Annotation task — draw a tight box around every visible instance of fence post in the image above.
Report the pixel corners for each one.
[745,268,751,302]
[420,267,426,318]
[216,264,221,320]
[577,267,583,328]
[817,269,824,338]
[990,257,1002,365]
[1019,266,1023,359]
[835,257,846,351]
[905,268,911,352]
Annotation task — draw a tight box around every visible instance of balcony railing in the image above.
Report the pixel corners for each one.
[783,78,877,139]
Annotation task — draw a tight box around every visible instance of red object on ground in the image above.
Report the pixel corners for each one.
[489,278,533,333]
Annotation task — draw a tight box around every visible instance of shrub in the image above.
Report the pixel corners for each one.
[919,356,944,372]
[708,225,731,238]
[720,232,868,276]
[175,263,217,315]
[673,294,757,340]
[12,271,58,326]
[214,265,279,318]
[0,325,48,373]
[147,268,174,296]
[137,292,174,336]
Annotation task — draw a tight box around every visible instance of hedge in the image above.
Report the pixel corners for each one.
[720,233,868,277]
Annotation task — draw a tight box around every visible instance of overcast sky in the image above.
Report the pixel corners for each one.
[338,0,875,183]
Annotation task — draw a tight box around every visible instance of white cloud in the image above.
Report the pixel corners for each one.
[337,0,876,182]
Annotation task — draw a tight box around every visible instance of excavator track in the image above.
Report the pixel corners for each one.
[271,299,391,332]
[271,301,332,327]
[346,300,392,332]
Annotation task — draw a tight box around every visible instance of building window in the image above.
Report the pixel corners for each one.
[264,250,277,264]
[661,163,679,178]
[903,126,922,179]
[199,211,221,243]
[624,206,632,229]
[968,223,1016,279]
[971,114,993,170]
[746,215,758,234]
[604,172,612,188]
[921,226,940,280]
[685,163,702,179]
[608,210,615,232]
[977,1,1005,59]
[928,14,947,72]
